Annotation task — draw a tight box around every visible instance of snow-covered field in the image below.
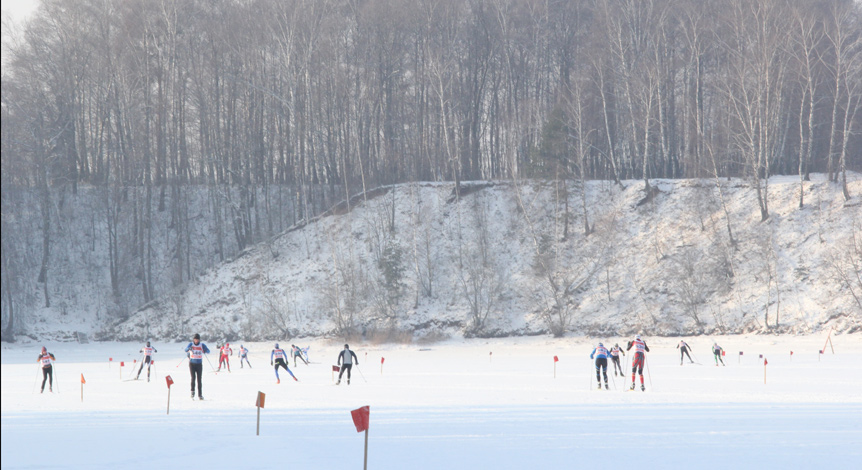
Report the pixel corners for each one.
[2,334,860,469]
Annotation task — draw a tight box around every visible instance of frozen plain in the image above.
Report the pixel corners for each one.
[2,334,860,470]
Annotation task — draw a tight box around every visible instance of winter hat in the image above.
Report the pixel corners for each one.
[274,343,279,349]
[344,344,349,349]
[635,334,641,340]
[41,346,47,352]
[146,341,151,347]
[598,342,604,347]
[193,333,201,340]
[615,343,619,347]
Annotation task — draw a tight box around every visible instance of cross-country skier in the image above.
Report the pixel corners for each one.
[712,342,725,366]
[590,342,610,390]
[136,341,158,381]
[609,343,626,376]
[239,345,251,368]
[217,342,232,372]
[271,343,297,384]
[291,344,309,367]
[37,346,55,393]
[677,340,694,365]
[336,344,359,385]
[626,334,650,391]
[184,334,210,400]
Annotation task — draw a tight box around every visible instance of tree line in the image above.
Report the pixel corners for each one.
[1,0,860,337]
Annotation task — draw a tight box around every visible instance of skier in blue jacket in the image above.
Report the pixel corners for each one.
[590,342,610,390]
[238,345,252,368]
[184,333,210,400]
[271,343,298,384]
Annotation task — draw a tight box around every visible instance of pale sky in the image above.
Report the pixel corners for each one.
[1,0,39,26]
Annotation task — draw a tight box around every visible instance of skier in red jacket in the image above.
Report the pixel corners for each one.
[626,334,650,391]
[217,343,232,372]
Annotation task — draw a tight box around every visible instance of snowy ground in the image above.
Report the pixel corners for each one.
[2,334,860,469]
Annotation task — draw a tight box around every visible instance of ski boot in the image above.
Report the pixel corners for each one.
[336,379,341,385]
[641,384,646,392]
[294,376,299,382]
[605,383,609,390]
[346,379,350,385]
[630,383,635,391]
[277,378,281,384]
[198,395,204,400]
[191,391,195,399]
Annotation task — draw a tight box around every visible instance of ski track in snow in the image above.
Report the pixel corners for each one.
[2,335,860,469]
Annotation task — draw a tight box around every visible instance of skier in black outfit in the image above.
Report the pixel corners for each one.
[677,340,694,365]
[37,346,56,393]
[609,343,626,376]
[712,342,725,366]
[291,344,309,367]
[136,341,158,380]
[336,344,359,385]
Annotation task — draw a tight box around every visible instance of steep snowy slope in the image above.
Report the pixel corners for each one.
[113,174,861,342]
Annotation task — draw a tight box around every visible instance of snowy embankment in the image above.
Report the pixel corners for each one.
[114,173,862,342]
[2,334,860,469]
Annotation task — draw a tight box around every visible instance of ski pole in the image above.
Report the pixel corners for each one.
[354,364,368,383]
[204,353,218,373]
[587,360,593,391]
[610,364,616,390]
[33,366,41,394]
[53,364,60,394]
[176,355,188,368]
[129,353,144,379]
[645,355,653,389]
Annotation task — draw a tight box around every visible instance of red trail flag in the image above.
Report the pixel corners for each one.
[553,356,559,362]
[351,406,371,470]
[351,406,370,433]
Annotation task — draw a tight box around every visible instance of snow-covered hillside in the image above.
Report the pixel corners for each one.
[112,174,861,343]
